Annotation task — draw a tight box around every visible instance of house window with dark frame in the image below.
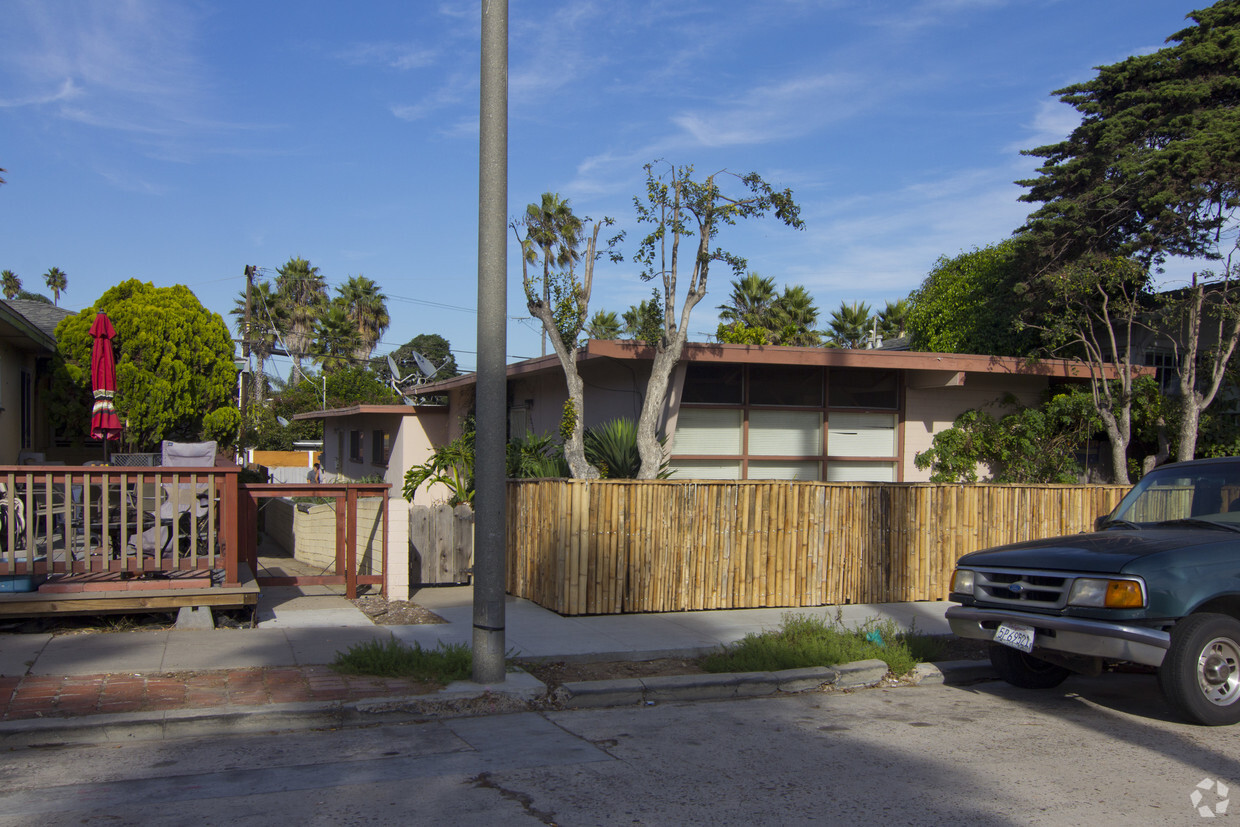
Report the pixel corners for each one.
[371,429,390,466]
[1144,349,1179,395]
[668,364,900,482]
[349,429,364,463]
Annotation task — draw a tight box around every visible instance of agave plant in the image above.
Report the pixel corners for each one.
[583,418,670,479]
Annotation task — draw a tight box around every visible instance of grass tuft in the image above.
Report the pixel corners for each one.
[700,612,942,677]
[331,638,472,684]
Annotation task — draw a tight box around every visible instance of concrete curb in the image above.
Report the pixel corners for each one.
[0,671,549,748]
[557,662,862,709]
[0,659,997,745]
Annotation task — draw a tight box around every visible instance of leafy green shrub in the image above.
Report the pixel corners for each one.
[332,638,472,683]
[507,432,569,478]
[700,613,924,676]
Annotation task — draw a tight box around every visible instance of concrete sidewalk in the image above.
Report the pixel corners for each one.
[0,588,964,743]
[2,587,954,677]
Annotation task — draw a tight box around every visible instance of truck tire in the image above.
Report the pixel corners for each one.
[988,643,1071,689]
[1158,613,1240,726]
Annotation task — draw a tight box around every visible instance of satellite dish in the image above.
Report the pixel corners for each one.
[410,350,436,378]
[277,416,291,428]
[387,350,449,405]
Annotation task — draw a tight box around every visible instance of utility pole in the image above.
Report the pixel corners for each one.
[238,264,255,449]
[242,265,255,419]
[473,0,507,684]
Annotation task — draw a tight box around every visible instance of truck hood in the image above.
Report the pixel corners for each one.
[957,529,1232,575]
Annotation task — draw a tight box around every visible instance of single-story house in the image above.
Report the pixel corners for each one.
[410,340,1114,483]
[302,340,1119,599]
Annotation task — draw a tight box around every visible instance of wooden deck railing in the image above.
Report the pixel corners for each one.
[506,479,1131,615]
[0,465,241,586]
[237,483,389,598]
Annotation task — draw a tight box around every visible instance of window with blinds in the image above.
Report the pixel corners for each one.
[667,459,742,479]
[671,408,743,455]
[668,364,903,482]
[827,412,896,457]
[748,410,822,456]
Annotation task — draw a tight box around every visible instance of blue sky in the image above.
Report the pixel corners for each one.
[0,0,1210,376]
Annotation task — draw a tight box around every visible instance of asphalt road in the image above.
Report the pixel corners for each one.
[2,672,1235,826]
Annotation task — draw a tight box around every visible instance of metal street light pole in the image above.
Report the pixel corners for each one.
[473,0,508,684]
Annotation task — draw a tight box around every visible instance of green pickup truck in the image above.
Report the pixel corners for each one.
[947,456,1240,725]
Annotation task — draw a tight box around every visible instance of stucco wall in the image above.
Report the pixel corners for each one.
[317,408,451,600]
[903,373,1051,481]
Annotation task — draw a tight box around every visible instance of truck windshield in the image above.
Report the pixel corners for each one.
[1109,460,1240,527]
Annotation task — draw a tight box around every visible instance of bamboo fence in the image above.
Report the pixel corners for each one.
[505,479,1129,615]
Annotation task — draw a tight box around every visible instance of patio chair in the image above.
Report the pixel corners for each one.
[132,440,217,555]
[0,482,25,551]
[160,440,217,555]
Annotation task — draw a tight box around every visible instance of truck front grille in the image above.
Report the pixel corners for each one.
[974,569,1071,609]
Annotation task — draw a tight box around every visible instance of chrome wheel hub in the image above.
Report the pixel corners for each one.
[1197,637,1240,706]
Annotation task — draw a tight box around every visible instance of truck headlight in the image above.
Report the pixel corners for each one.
[1067,577,1145,609]
[951,569,975,596]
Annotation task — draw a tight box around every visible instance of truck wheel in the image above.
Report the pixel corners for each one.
[988,644,1071,689]
[1158,613,1240,726]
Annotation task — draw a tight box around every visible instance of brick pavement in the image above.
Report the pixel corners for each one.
[0,668,441,721]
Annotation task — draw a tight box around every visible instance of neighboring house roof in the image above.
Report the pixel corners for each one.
[416,339,1137,393]
[0,300,72,353]
[291,403,447,421]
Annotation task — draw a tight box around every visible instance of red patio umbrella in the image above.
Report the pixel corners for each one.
[89,312,123,450]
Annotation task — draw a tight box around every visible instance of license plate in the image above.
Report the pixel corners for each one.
[994,622,1035,653]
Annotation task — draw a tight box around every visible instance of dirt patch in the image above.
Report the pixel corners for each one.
[349,594,447,625]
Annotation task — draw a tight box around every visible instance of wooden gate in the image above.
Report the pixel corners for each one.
[410,503,474,585]
[238,482,389,598]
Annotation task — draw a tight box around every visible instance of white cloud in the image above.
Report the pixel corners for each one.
[1006,98,1080,152]
[0,77,81,108]
[671,72,867,148]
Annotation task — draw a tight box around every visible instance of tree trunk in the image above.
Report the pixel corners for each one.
[636,337,686,479]
[1098,407,1130,485]
[1177,393,1203,464]
[561,364,598,480]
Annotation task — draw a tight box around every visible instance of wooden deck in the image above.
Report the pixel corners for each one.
[0,470,389,619]
[0,564,260,618]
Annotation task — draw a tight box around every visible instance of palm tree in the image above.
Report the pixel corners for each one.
[585,309,623,340]
[1,270,21,300]
[717,272,778,329]
[825,301,873,348]
[522,192,583,356]
[877,298,910,341]
[274,257,327,381]
[231,279,284,404]
[312,303,362,373]
[43,267,67,305]
[336,275,390,361]
[770,285,821,346]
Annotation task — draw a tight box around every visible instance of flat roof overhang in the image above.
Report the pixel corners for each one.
[292,404,449,422]
[413,340,1145,394]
